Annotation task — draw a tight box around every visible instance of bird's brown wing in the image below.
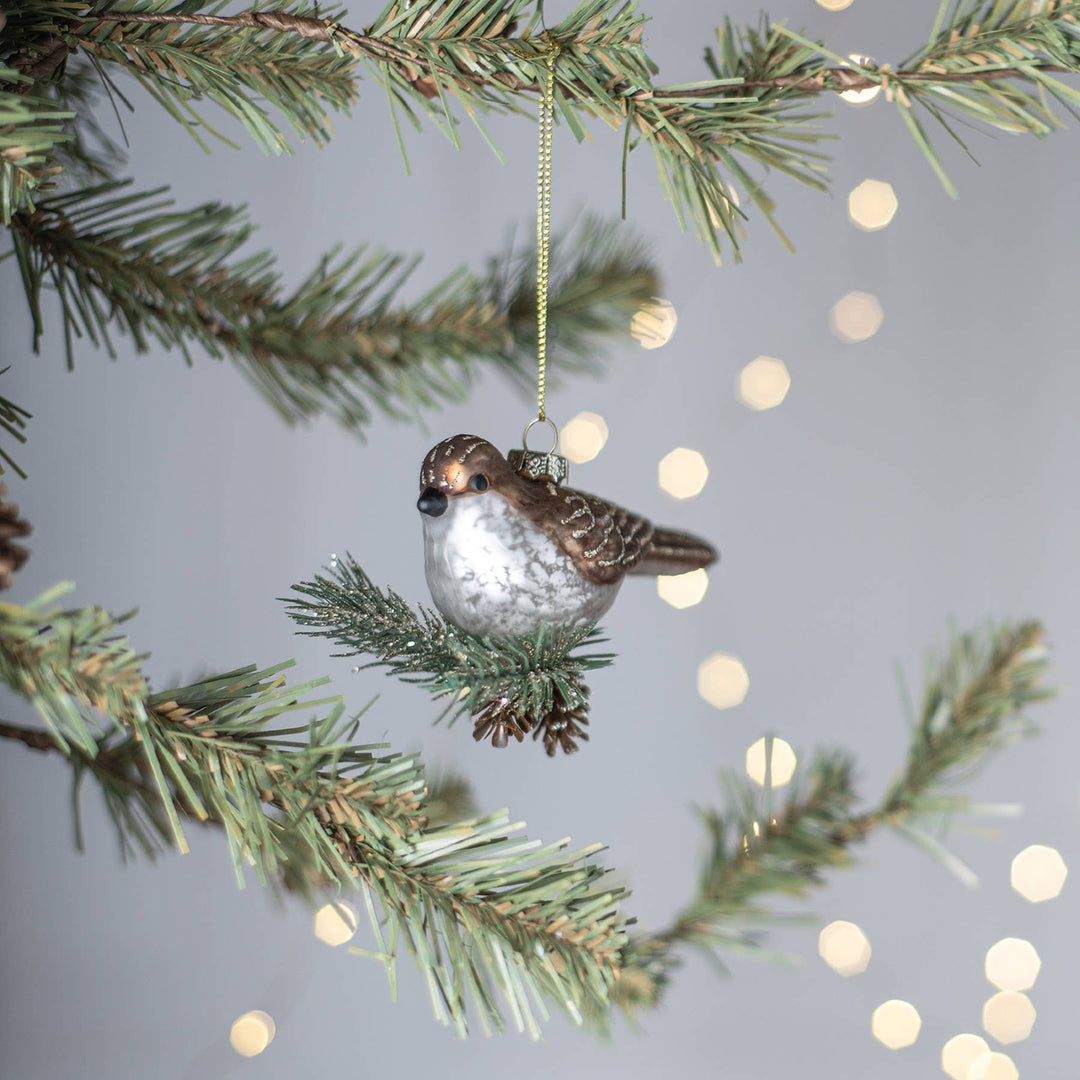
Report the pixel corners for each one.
[503,477,718,585]
[553,485,656,585]
[501,479,652,585]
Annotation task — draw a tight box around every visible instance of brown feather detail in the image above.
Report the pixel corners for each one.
[626,527,718,576]
[500,478,654,585]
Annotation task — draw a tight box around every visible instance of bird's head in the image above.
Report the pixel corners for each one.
[417,435,513,517]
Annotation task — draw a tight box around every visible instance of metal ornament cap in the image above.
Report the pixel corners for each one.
[508,417,569,485]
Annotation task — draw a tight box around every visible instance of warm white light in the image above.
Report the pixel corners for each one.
[631,298,677,350]
[560,411,609,464]
[941,1033,990,1080]
[841,55,881,104]
[697,654,749,710]
[830,291,884,343]
[230,1011,276,1058]
[816,0,854,9]
[746,736,797,787]
[872,999,921,1049]
[1011,843,1067,902]
[737,355,791,410]
[848,179,898,231]
[657,568,709,609]
[968,1051,1019,1080]
[314,900,359,947]
[985,938,1040,991]
[658,447,708,499]
[982,991,1036,1044]
[818,920,871,976]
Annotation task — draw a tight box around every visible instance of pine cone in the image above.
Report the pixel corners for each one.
[533,686,590,757]
[472,697,532,748]
[0,484,31,589]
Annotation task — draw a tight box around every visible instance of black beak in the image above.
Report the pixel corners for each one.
[417,487,448,517]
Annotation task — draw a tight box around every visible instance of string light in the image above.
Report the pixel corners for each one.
[631,298,677,349]
[697,654,750,710]
[830,291,884,343]
[737,355,791,410]
[658,448,708,499]
[314,900,359,947]
[229,1011,276,1058]
[968,1052,1019,1080]
[560,412,609,464]
[848,179,898,231]
[1010,843,1067,902]
[840,55,881,104]
[657,568,709,609]
[941,1033,990,1080]
[984,938,1040,991]
[872,999,921,1049]
[982,991,1036,1044]
[818,920,871,976]
[745,736,797,787]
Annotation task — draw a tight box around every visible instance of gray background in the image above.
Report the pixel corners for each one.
[1,1,1077,1076]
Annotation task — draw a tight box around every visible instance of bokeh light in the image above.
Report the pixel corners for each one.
[697,654,749,710]
[631,298,677,350]
[560,411,609,464]
[816,0,854,9]
[1011,844,1067,902]
[746,736,797,787]
[737,355,791,410]
[872,999,921,1049]
[658,447,708,499]
[982,991,1036,1044]
[818,920,871,976]
[314,900,358,947]
[985,938,1040,991]
[941,1033,990,1080]
[657,568,709,609]
[848,179,898,231]
[830,291,884,343]
[230,1011,276,1058]
[840,55,881,104]
[969,1051,1019,1080]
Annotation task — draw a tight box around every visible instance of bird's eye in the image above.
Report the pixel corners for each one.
[469,473,489,492]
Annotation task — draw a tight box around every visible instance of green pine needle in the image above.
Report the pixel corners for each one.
[8,181,657,431]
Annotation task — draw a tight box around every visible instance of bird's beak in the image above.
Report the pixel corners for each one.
[417,487,448,517]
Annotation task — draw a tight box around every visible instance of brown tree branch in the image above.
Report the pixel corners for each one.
[70,9,1072,100]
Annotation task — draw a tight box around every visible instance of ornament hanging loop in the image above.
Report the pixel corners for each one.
[508,416,567,484]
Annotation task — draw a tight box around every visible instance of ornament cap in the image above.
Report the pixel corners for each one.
[508,447,569,485]
[509,417,568,484]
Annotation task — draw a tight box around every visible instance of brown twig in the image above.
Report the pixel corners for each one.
[0,718,56,751]
[27,8,1071,103]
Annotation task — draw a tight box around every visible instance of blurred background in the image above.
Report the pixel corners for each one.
[1,0,1078,1077]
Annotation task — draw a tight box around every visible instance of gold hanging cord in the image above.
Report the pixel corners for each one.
[535,35,559,425]
[507,35,568,485]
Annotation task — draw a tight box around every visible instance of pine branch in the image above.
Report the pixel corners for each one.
[33,0,1076,259]
[0,583,627,1035]
[617,621,1051,1010]
[0,566,1057,1033]
[286,554,613,751]
[0,62,73,222]
[8,181,657,430]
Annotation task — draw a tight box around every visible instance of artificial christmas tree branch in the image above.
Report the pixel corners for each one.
[9,181,656,429]
[0,570,1053,1033]
[8,0,1076,258]
[617,622,1051,1009]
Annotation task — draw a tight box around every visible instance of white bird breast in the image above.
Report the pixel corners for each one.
[421,492,620,638]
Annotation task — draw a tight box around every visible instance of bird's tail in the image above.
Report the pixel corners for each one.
[629,527,719,576]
